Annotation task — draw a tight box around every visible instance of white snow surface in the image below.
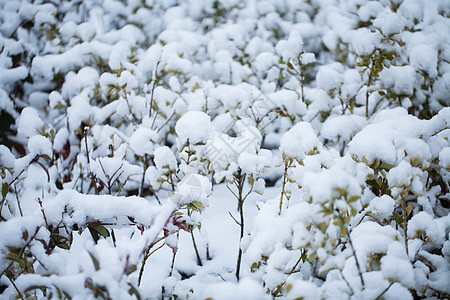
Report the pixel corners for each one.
[0,0,449,299]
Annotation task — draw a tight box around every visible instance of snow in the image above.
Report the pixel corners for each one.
[1,0,449,299]
[350,28,381,56]
[202,277,270,300]
[410,44,438,78]
[408,211,445,245]
[0,216,44,248]
[348,108,432,165]
[0,145,15,169]
[28,135,52,157]
[384,283,413,300]
[439,147,450,168]
[34,4,57,27]
[381,254,415,287]
[62,67,99,98]
[300,52,315,65]
[366,195,395,221]
[154,146,177,171]
[28,92,48,109]
[373,11,405,36]
[303,165,361,204]
[399,0,424,25]
[357,1,384,22]
[175,111,215,146]
[276,31,303,62]
[17,107,44,138]
[129,126,160,156]
[317,65,342,92]
[285,279,318,300]
[379,65,416,96]
[387,160,424,196]
[44,189,176,232]
[280,122,321,161]
[351,221,399,265]
[321,115,367,142]
[253,178,265,195]
[254,52,278,73]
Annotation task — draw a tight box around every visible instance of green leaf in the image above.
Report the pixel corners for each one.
[88,252,100,271]
[410,157,420,167]
[24,285,48,294]
[128,283,141,300]
[6,252,22,263]
[0,110,15,134]
[248,176,254,186]
[407,204,413,217]
[379,163,394,170]
[190,201,204,210]
[22,230,29,241]
[251,262,261,271]
[348,196,360,203]
[126,264,137,275]
[307,252,316,262]
[333,219,343,226]
[318,222,328,233]
[370,159,381,170]
[2,182,8,198]
[93,225,110,238]
[366,179,381,191]
[88,227,100,243]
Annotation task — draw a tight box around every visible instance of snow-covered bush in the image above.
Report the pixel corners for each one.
[1,0,449,299]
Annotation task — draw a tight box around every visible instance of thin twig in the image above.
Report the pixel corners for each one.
[149,58,162,118]
[235,169,246,281]
[375,282,394,300]
[279,159,289,215]
[340,270,355,296]
[14,184,23,217]
[139,155,148,197]
[157,111,176,133]
[0,227,41,278]
[138,241,164,286]
[228,211,241,226]
[7,275,25,300]
[348,231,365,288]
[190,229,203,266]
[288,250,305,274]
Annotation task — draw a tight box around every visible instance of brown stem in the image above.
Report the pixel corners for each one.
[14,185,23,217]
[279,160,289,215]
[289,250,305,274]
[149,58,161,118]
[190,229,203,266]
[7,275,25,300]
[139,155,148,197]
[0,227,41,278]
[138,242,164,286]
[168,232,179,277]
[375,282,394,300]
[365,89,369,119]
[401,195,409,256]
[347,231,365,288]
[84,128,90,165]
[340,270,355,296]
[138,247,150,287]
[235,169,246,281]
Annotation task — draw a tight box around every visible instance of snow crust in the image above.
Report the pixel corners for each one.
[0,0,449,299]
